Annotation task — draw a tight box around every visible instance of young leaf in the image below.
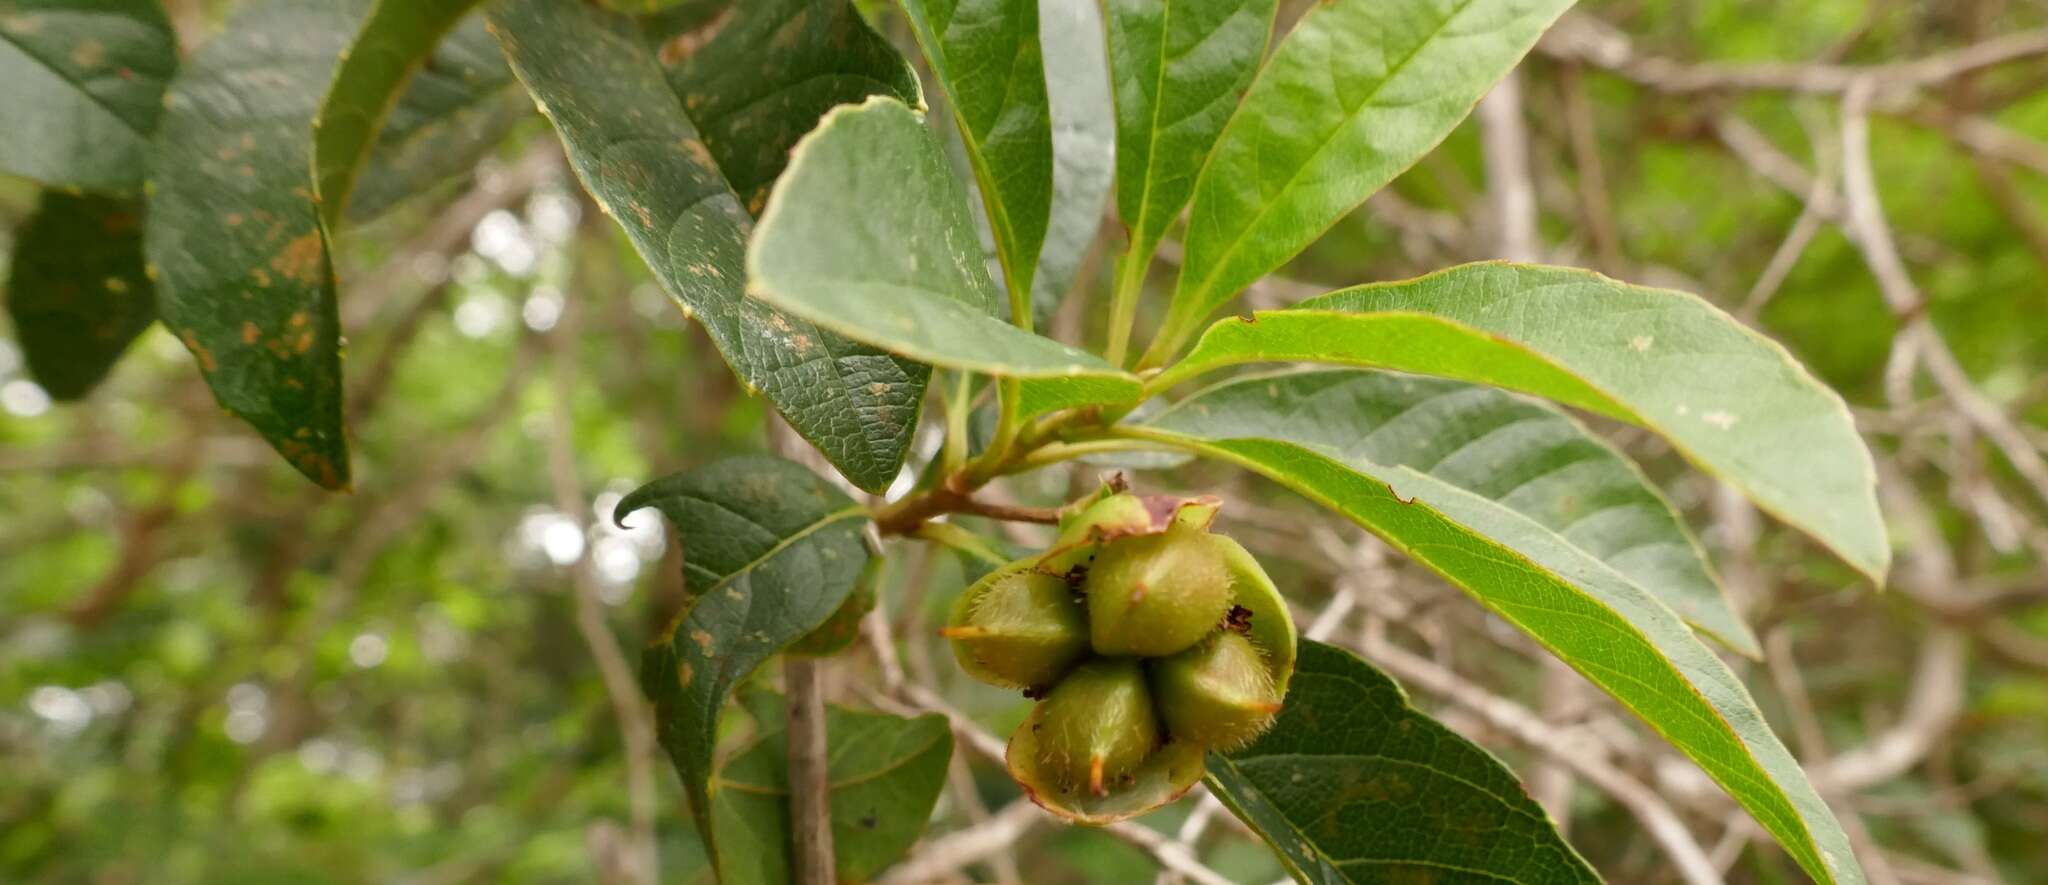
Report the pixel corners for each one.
[3,192,154,399]
[748,96,1138,396]
[346,17,532,223]
[899,0,1054,321]
[622,457,873,849]
[489,0,928,493]
[1158,262,1889,582]
[1207,640,1599,884]
[1148,0,1576,363]
[1133,371,1865,885]
[1107,0,1275,272]
[311,0,482,228]
[713,699,952,884]
[0,0,178,194]
[146,0,364,490]
[1031,0,1115,324]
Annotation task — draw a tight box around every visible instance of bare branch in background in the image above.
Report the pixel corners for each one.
[546,265,659,885]
[1543,17,2048,96]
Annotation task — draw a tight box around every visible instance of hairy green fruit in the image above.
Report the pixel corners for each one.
[1151,631,1282,750]
[1037,487,1152,575]
[1213,534,1297,694]
[944,564,1089,689]
[1084,526,1233,657]
[1029,658,1161,796]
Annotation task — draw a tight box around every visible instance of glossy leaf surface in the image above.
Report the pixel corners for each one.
[1107,0,1274,269]
[1153,0,1575,360]
[1208,640,1599,884]
[899,0,1053,315]
[624,457,872,839]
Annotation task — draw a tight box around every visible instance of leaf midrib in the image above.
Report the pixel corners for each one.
[650,502,867,645]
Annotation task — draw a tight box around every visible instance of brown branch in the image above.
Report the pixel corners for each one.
[1544,17,2048,96]
[545,264,660,885]
[872,475,1059,536]
[784,658,837,885]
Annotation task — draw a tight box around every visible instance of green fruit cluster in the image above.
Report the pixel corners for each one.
[944,488,1296,824]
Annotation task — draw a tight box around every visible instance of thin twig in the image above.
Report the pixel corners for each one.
[545,278,659,885]
[1544,17,2048,96]
[1841,77,2048,511]
[784,658,838,885]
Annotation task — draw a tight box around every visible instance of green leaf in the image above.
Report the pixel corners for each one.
[1132,371,1864,885]
[712,698,952,884]
[146,0,364,490]
[346,17,531,222]
[1030,0,1115,324]
[1148,0,1576,363]
[1106,0,1275,271]
[3,192,154,399]
[623,456,873,842]
[1208,640,1599,884]
[651,0,921,218]
[748,96,1138,397]
[899,0,1054,322]
[1159,262,1889,582]
[311,0,481,228]
[0,0,178,193]
[489,0,928,493]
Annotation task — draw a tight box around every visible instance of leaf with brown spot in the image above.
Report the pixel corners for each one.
[492,0,927,493]
[4,192,156,399]
[622,457,872,869]
[147,0,363,490]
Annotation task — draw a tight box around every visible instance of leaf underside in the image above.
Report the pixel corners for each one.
[747,96,1138,397]
[312,0,484,228]
[1138,370,1865,884]
[347,16,533,223]
[1158,369,1757,653]
[1167,262,1888,582]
